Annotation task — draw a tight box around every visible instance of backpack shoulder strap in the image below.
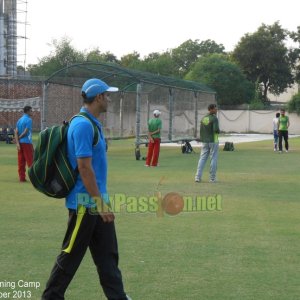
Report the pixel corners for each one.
[70,112,100,146]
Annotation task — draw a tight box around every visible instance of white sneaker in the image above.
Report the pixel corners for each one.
[285,150,289,153]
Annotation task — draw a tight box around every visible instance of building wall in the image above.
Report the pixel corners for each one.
[0,78,42,129]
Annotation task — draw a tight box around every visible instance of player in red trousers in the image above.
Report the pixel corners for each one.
[15,106,34,182]
[145,109,162,167]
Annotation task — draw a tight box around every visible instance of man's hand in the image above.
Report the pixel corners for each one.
[99,211,115,223]
[93,196,115,223]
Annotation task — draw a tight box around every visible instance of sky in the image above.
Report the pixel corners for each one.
[16,0,300,66]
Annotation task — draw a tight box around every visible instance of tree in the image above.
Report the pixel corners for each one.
[119,51,177,76]
[28,37,85,76]
[185,54,255,106]
[86,48,119,64]
[141,51,177,76]
[172,39,225,77]
[287,92,300,115]
[198,39,225,55]
[289,26,300,82]
[232,22,294,103]
[119,51,141,69]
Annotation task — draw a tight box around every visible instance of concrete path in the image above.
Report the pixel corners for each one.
[162,134,299,147]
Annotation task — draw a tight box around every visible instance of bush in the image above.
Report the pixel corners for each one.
[249,98,265,110]
[287,92,300,115]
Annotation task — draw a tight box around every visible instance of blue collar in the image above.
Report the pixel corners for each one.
[80,107,102,126]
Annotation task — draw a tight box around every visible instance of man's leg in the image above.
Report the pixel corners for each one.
[89,214,127,300]
[209,143,219,181]
[41,263,73,300]
[278,131,283,151]
[195,143,210,181]
[42,207,96,300]
[151,138,161,166]
[18,144,26,181]
[283,131,288,151]
[23,143,34,167]
[145,140,154,166]
[274,130,278,151]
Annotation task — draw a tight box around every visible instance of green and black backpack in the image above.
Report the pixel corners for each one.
[28,112,99,198]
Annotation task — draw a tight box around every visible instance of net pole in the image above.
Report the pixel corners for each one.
[41,82,48,130]
[146,95,150,124]
[168,88,173,141]
[135,83,142,146]
[194,91,198,138]
[119,92,124,137]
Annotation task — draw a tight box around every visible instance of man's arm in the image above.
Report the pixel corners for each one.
[14,129,20,151]
[148,128,160,143]
[213,116,220,134]
[148,119,162,139]
[17,127,29,139]
[149,128,160,135]
[77,157,114,223]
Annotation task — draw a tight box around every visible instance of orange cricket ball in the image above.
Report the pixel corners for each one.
[162,192,184,216]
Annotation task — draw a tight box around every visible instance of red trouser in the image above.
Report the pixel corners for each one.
[18,143,34,181]
[146,138,161,166]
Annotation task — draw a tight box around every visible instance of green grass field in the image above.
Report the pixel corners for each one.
[0,137,300,300]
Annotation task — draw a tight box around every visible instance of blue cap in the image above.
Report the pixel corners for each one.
[81,78,119,100]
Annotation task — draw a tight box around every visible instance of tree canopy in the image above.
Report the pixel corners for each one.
[28,38,85,76]
[289,26,300,82]
[232,22,294,103]
[171,39,225,77]
[185,54,255,106]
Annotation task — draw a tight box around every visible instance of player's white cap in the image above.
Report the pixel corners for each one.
[153,109,161,116]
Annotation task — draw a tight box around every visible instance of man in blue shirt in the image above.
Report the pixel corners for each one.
[15,106,33,182]
[42,79,131,300]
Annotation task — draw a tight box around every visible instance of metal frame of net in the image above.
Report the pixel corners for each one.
[43,62,216,146]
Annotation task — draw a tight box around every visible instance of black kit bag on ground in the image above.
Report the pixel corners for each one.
[28,112,99,198]
[181,140,194,154]
[223,142,234,151]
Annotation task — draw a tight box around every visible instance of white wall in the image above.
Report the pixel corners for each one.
[219,110,300,134]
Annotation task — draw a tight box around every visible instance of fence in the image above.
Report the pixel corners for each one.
[43,81,216,144]
[39,62,217,144]
[2,75,299,137]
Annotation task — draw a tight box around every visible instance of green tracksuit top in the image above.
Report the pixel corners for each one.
[199,113,220,143]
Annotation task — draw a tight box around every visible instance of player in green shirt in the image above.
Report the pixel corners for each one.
[145,109,162,167]
[195,104,220,183]
[278,108,290,153]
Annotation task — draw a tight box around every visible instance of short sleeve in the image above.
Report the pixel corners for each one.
[72,121,94,158]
